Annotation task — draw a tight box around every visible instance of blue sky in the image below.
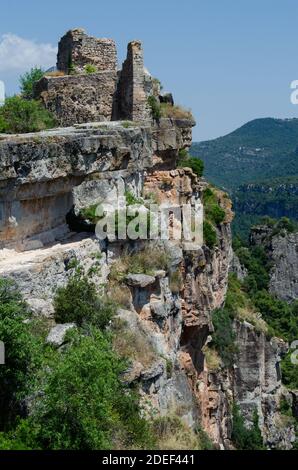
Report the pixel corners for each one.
[1,0,298,141]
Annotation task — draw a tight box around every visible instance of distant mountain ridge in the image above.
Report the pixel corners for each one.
[191,117,298,190]
[190,118,298,239]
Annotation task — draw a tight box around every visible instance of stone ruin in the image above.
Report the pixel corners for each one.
[34,28,159,126]
[0,28,194,252]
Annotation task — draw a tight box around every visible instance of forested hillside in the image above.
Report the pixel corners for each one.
[191,118,298,239]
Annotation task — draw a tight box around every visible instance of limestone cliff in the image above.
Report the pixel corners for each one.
[250,225,298,302]
[0,29,295,450]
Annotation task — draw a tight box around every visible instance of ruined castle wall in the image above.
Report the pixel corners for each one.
[57,29,117,73]
[35,72,117,126]
[115,41,150,121]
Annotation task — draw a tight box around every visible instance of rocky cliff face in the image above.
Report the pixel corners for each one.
[0,114,295,448]
[250,225,298,302]
[0,28,295,448]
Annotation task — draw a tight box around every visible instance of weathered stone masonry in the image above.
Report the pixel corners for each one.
[35,29,154,126]
[57,28,117,74]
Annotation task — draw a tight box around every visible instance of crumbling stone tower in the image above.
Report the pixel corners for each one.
[115,41,150,121]
[57,28,117,74]
[34,29,154,126]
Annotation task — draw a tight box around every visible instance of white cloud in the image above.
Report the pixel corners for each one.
[0,33,57,72]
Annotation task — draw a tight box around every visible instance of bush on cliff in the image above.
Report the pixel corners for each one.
[211,307,237,367]
[234,232,298,389]
[0,279,43,430]
[20,67,44,100]
[54,273,116,329]
[231,404,264,450]
[177,149,204,177]
[23,328,153,450]
[203,187,225,225]
[0,96,56,134]
[0,328,153,450]
[203,221,217,249]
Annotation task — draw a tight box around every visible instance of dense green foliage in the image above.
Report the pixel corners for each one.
[177,149,204,177]
[84,64,97,74]
[0,96,55,134]
[201,186,226,249]
[191,118,298,240]
[0,276,154,449]
[231,404,264,450]
[22,329,151,450]
[212,307,237,367]
[203,188,225,225]
[234,228,298,389]
[19,67,44,100]
[203,221,217,249]
[0,280,42,430]
[147,96,161,120]
[191,118,298,189]
[54,273,116,329]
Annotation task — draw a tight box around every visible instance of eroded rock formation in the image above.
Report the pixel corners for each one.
[0,28,295,450]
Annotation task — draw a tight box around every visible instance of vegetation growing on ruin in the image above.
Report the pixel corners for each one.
[203,220,217,249]
[211,306,238,368]
[160,103,193,120]
[147,96,194,121]
[147,95,161,120]
[84,64,98,74]
[201,186,227,249]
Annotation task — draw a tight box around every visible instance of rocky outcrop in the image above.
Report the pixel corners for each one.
[233,320,295,449]
[250,225,298,302]
[229,252,248,281]
[269,232,298,302]
[0,234,107,316]
[0,118,193,250]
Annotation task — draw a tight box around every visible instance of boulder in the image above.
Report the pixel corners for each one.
[46,323,76,347]
[125,273,156,288]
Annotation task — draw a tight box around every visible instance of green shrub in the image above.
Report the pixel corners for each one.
[84,64,97,74]
[0,96,56,134]
[281,354,298,389]
[54,273,116,329]
[19,328,154,450]
[148,95,161,120]
[0,279,43,430]
[212,308,237,367]
[203,221,217,249]
[19,67,44,100]
[231,404,264,450]
[177,149,204,177]
[203,188,225,225]
[235,234,298,388]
